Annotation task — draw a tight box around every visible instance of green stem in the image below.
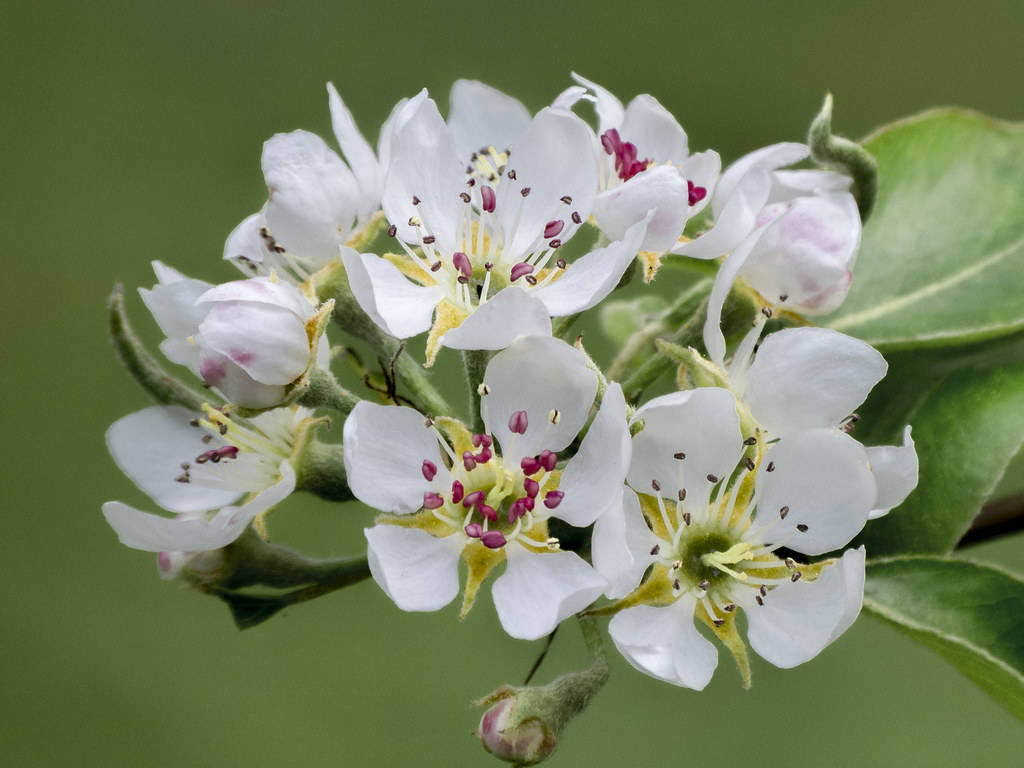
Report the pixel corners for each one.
[462,348,492,433]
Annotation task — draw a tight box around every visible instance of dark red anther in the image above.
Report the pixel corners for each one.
[481,185,496,213]
[472,433,493,449]
[544,220,565,239]
[687,180,707,207]
[451,480,465,505]
[474,447,492,464]
[520,456,541,475]
[543,490,564,509]
[523,478,540,498]
[421,460,437,481]
[479,504,497,522]
[508,410,529,434]
[480,530,507,549]
[463,490,486,508]
[465,523,483,538]
[453,251,472,278]
[538,450,557,472]
[423,492,444,509]
[508,499,528,523]
[463,451,477,471]
[510,262,534,282]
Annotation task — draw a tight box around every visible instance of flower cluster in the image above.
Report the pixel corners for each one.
[104,74,919,752]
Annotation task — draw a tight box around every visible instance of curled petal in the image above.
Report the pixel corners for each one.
[341,248,443,339]
[866,426,919,519]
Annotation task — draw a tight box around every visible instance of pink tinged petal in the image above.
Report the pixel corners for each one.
[866,426,919,519]
[556,383,631,527]
[139,262,212,369]
[492,546,607,641]
[196,348,288,409]
[382,96,465,255]
[480,336,596,463]
[197,277,313,318]
[746,547,865,668]
[628,388,743,507]
[771,168,852,198]
[592,167,688,251]
[592,489,660,599]
[365,525,463,612]
[739,193,861,315]
[446,79,532,162]
[608,599,719,690]
[103,462,296,552]
[262,130,361,260]
[340,248,443,339]
[532,215,650,317]
[342,401,449,514]
[745,327,887,438]
[757,429,876,555]
[712,142,810,219]
[197,301,310,385]
[620,93,689,164]
[671,166,773,261]
[497,108,599,263]
[327,82,382,222]
[438,287,552,352]
[106,406,243,514]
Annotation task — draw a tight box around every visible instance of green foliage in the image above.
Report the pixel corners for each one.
[824,110,1024,349]
[864,557,1024,722]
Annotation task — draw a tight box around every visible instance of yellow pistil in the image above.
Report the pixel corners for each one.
[700,542,753,581]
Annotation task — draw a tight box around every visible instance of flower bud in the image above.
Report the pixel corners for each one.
[477,690,558,766]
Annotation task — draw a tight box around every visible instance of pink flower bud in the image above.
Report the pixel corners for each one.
[477,696,557,766]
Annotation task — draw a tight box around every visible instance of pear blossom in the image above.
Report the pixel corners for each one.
[140,262,329,409]
[555,73,721,253]
[343,336,629,639]
[341,96,649,363]
[673,143,861,360]
[592,387,877,689]
[225,84,422,281]
[699,320,918,518]
[103,403,312,573]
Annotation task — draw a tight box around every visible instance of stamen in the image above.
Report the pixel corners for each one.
[543,490,564,509]
[422,460,437,481]
[423,492,444,509]
[544,220,564,238]
[508,410,529,434]
[481,185,496,213]
[480,530,507,549]
[510,262,534,282]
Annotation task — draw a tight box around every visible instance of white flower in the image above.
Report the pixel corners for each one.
[343,336,628,639]
[225,84,420,281]
[341,96,648,364]
[703,322,919,518]
[555,73,721,252]
[673,143,861,357]
[593,387,876,689]
[103,404,311,574]
[140,262,328,409]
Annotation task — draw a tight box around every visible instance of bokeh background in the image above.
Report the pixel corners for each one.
[4,1,1024,765]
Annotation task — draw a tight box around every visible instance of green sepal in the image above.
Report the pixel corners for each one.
[808,93,878,220]
[107,284,210,411]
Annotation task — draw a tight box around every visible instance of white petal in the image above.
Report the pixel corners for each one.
[377,89,428,170]
[620,93,688,164]
[701,228,762,368]
[196,348,287,409]
[223,211,271,269]
[591,167,685,251]
[629,388,743,511]
[340,248,443,339]
[138,263,211,368]
[496,108,598,263]
[103,462,295,552]
[746,327,887,438]
[609,599,719,690]
[671,166,772,260]
[327,82,381,223]
[493,546,607,640]
[262,130,360,259]
[756,429,876,555]
[365,525,463,612]
[480,335,596,463]
[196,276,312,318]
[382,97,465,255]
[867,426,919,518]
[106,406,243,514]
[438,287,551,351]
[771,168,852,198]
[746,547,865,668]
[713,142,809,218]
[532,215,649,315]
[342,401,449,514]
[592,488,660,599]
[556,383,630,527]
[680,150,721,218]
[447,79,532,160]
[570,73,624,133]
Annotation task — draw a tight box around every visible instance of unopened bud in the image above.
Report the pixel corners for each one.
[477,690,558,766]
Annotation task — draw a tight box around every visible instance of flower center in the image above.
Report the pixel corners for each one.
[389,164,585,313]
[175,403,302,493]
[599,128,707,205]
[421,412,565,551]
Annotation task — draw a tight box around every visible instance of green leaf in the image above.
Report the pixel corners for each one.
[823,110,1024,349]
[853,331,1024,557]
[863,557,1024,722]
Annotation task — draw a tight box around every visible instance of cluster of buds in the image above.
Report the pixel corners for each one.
[104,74,918,763]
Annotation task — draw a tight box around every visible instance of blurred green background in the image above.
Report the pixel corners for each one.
[4,1,1024,765]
